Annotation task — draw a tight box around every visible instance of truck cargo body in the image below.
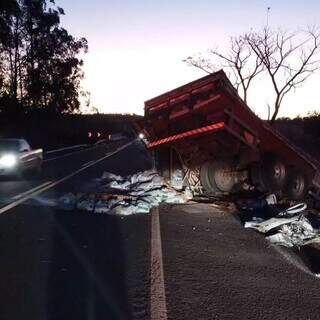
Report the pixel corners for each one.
[141,70,320,200]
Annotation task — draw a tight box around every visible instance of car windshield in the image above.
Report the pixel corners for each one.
[0,140,20,151]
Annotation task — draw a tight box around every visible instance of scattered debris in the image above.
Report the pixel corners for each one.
[244,203,320,248]
[277,203,307,217]
[57,169,192,215]
[58,192,79,210]
[236,193,277,211]
[170,169,184,190]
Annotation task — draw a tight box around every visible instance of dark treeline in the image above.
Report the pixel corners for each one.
[0,0,87,115]
[275,112,320,160]
[0,111,142,150]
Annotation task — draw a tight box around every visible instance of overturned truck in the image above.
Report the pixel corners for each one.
[140,70,320,201]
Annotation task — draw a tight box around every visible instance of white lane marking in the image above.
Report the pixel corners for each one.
[0,140,135,215]
[150,206,168,320]
[11,181,52,200]
[81,160,95,168]
[46,144,88,154]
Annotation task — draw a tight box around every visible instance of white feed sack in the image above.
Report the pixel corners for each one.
[73,169,192,215]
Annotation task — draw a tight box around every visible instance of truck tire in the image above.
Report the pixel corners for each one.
[250,155,287,192]
[262,155,287,191]
[200,162,213,193]
[285,168,307,200]
[200,160,235,194]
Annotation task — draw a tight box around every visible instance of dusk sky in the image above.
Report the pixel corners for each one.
[59,0,320,118]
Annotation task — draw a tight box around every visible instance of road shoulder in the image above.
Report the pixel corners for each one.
[159,203,320,320]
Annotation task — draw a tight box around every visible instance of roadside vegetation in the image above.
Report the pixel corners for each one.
[0,1,142,149]
[0,0,87,115]
[185,26,320,123]
[275,111,320,160]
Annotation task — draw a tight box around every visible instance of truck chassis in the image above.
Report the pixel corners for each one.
[140,70,320,201]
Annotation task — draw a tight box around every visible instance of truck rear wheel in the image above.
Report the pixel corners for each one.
[285,168,307,200]
[250,155,287,192]
[200,162,212,193]
[200,160,235,194]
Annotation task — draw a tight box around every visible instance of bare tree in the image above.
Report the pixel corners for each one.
[184,36,263,104]
[246,27,320,122]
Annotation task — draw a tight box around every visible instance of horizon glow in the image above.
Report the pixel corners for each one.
[59,0,320,118]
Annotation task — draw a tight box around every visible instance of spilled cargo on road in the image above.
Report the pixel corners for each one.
[56,169,192,215]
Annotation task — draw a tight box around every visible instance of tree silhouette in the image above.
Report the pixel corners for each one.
[246,27,320,122]
[185,27,320,122]
[0,0,88,114]
[184,35,263,104]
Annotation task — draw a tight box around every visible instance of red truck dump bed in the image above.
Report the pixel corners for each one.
[141,70,320,200]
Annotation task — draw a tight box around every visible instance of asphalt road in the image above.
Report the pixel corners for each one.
[0,141,319,320]
[159,203,320,320]
[0,140,152,320]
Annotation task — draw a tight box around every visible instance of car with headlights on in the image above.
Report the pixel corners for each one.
[0,139,43,177]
